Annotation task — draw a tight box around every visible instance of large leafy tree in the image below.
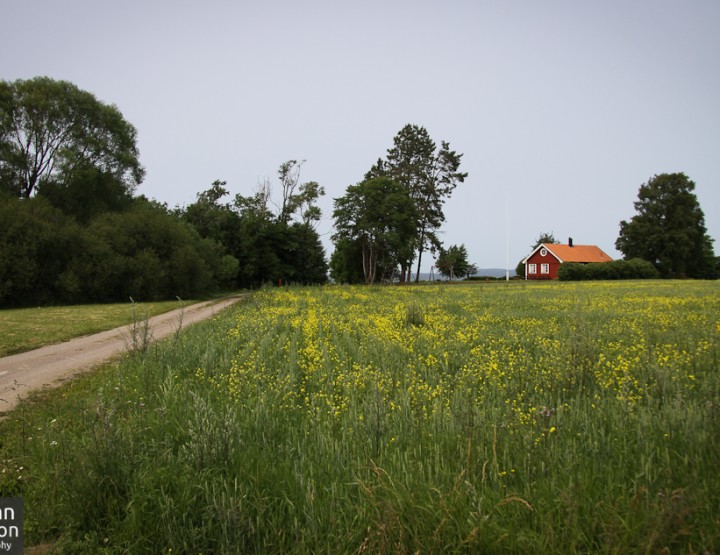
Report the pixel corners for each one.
[332,177,417,284]
[367,124,467,283]
[616,173,715,278]
[0,76,144,198]
[435,244,472,281]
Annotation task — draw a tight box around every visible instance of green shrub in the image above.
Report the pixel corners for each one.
[559,259,660,281]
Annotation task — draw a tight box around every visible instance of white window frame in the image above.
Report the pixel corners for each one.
[528,263,537,274]
[541,263,550,274]
[540,248,547,256]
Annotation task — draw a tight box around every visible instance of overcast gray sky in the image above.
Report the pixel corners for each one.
[3,0,719,271]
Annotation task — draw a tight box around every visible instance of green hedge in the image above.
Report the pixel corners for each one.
[558,259,660,281]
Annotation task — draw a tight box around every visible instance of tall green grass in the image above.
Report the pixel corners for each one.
[1,282,718,553]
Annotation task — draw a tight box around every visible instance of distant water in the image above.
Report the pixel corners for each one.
[419,268,512,281]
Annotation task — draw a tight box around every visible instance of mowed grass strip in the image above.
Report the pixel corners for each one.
[0,300,196,357]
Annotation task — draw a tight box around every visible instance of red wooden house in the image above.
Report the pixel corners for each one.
[522,239,613,279]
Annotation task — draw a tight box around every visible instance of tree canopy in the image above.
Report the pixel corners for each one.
[0,76,144,198]
[366,124,467,282]
[531,232,559,250]
[615,173,715,278]
[0,77,330,306]
[181,162,328,289]
[332,177,417,284]
[0,195,232,305]
[435,244,472,281]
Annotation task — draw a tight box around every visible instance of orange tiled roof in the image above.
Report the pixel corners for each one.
[543,244,613,263]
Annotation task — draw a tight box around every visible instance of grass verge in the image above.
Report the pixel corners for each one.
[0,299,199,357]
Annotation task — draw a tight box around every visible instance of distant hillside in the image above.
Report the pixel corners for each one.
[419,268,513,281]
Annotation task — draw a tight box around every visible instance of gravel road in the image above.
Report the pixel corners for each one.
[0,296,244,414]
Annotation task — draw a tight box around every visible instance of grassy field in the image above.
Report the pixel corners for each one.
[0,299,196,357]
[1,281,718,553]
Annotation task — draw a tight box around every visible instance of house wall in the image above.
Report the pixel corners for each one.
[525,248,561,279]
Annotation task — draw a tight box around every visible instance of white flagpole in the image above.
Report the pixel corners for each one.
[505,191,510,281]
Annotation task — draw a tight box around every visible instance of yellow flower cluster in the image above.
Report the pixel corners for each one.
[199,282,719,437]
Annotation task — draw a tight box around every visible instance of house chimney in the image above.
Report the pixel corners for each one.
[568,237,573,247]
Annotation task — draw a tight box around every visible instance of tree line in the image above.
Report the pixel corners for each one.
[1,77,717,307]
[0,78,327,307]
[1,78,471,302]
[0,171,328,307]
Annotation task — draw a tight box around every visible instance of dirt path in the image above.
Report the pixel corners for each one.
[0,296,244,414]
